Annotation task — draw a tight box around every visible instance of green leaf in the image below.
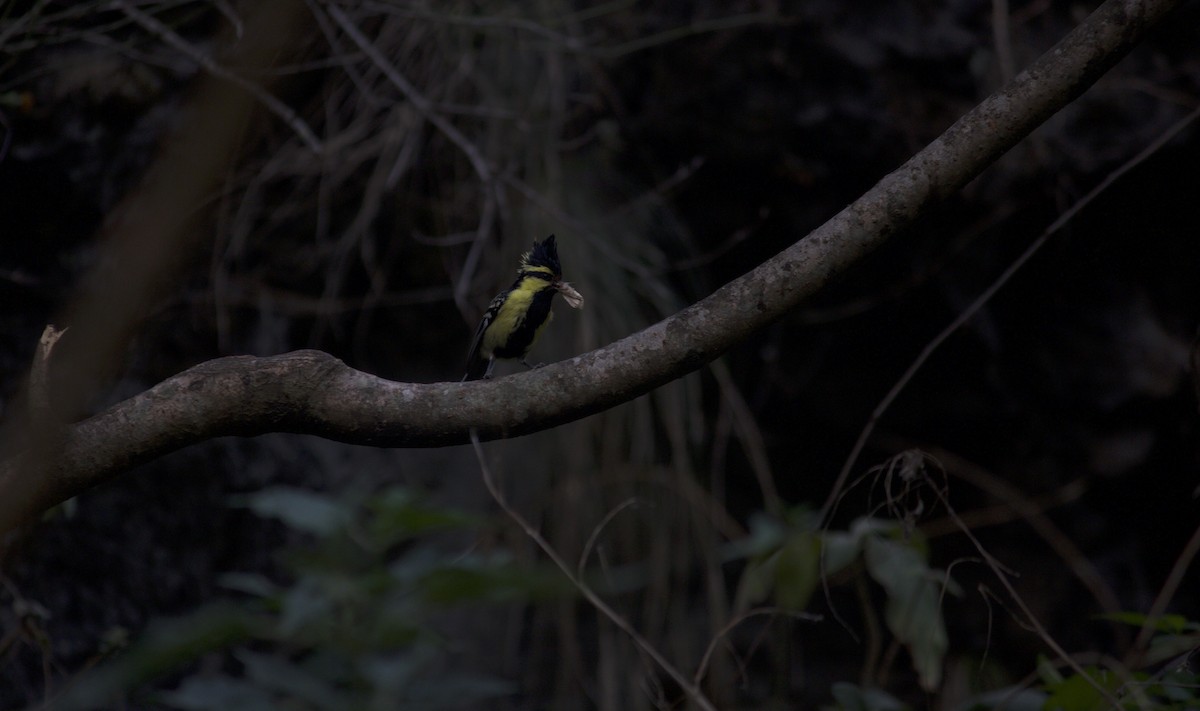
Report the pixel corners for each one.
[402,673,517,709]
[729,511,816,610]
[157,676,276,711]
[417,556,569,604]
[237,650,346,710]
[863,536,950,691]
[733,548,781,612]
[829,681,910,711]
[1144,632,1200,667]
[1095,611,1193,635]
[774,531,821,610]
[1036,654,1063,686]
[368,487,479,545]
[278,577,334,637]
[823,517,896,575]
[48,605,258,711]
[217,573,279,599]
[364,600,425,648]
[233,487,350,536]
[360,651,428,695]
[358,648,514,710]
[1041,668,1120,711]
[1155,668,1200,703]
[821,529,863,576]
[949,686,1047,711]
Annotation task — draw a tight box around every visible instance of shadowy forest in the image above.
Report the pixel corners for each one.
[1,1,1199,709]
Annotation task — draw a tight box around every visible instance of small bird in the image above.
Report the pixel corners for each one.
[462,235,584,381]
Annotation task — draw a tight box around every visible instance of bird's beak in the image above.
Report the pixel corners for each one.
[556,281,584,309]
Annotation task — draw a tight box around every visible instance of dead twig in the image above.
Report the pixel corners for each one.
[469,430,719,711]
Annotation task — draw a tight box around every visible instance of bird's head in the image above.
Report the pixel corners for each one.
[521,235,584,309]
[521,235,562,276]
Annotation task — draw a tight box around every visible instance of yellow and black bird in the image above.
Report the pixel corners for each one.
[463,235,584,381]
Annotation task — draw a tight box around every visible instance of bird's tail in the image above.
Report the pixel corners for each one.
[462,356,491,381]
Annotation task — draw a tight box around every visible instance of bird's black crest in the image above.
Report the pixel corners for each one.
[522,235,562,276]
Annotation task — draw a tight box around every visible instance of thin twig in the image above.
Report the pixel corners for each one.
[454,187,498,317]
[323,2,492,183]
[930,479,1124,706]
[469,430,719,711]
[587,12,781,59]
[693,607,820,686]
[114,0,322,153]
[893,439,1122,619]
[708,360,783,516]
[319,2,502,321]
[362,1,581,49]
[820,101,1200,528]
[578,497,641,579]
[1129,521,1200,664]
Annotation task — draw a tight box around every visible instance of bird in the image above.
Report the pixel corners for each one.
[462,235,584,381]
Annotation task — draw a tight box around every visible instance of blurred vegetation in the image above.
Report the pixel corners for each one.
[2,0,1199,709]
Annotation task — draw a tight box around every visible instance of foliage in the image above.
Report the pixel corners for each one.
[19,482,1200,710]
[826,682,910,711]
[736,512,958,691]
[1033,613,1200,711]
[50,485,569,710]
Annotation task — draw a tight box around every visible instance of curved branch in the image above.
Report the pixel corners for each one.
[0,0,1182,531]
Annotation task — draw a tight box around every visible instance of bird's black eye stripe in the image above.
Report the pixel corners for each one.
[520,270,555,281]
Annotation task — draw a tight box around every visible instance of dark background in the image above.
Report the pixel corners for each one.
[1,1,1198,708]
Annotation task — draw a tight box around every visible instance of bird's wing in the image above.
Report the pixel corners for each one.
[463,290,508,379]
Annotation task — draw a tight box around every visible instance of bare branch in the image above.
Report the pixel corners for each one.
[0,0,1184,532]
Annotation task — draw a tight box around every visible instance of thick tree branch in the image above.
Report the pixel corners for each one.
[0,0,1182,531]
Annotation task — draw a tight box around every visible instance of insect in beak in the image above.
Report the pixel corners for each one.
[556,281,584,309]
